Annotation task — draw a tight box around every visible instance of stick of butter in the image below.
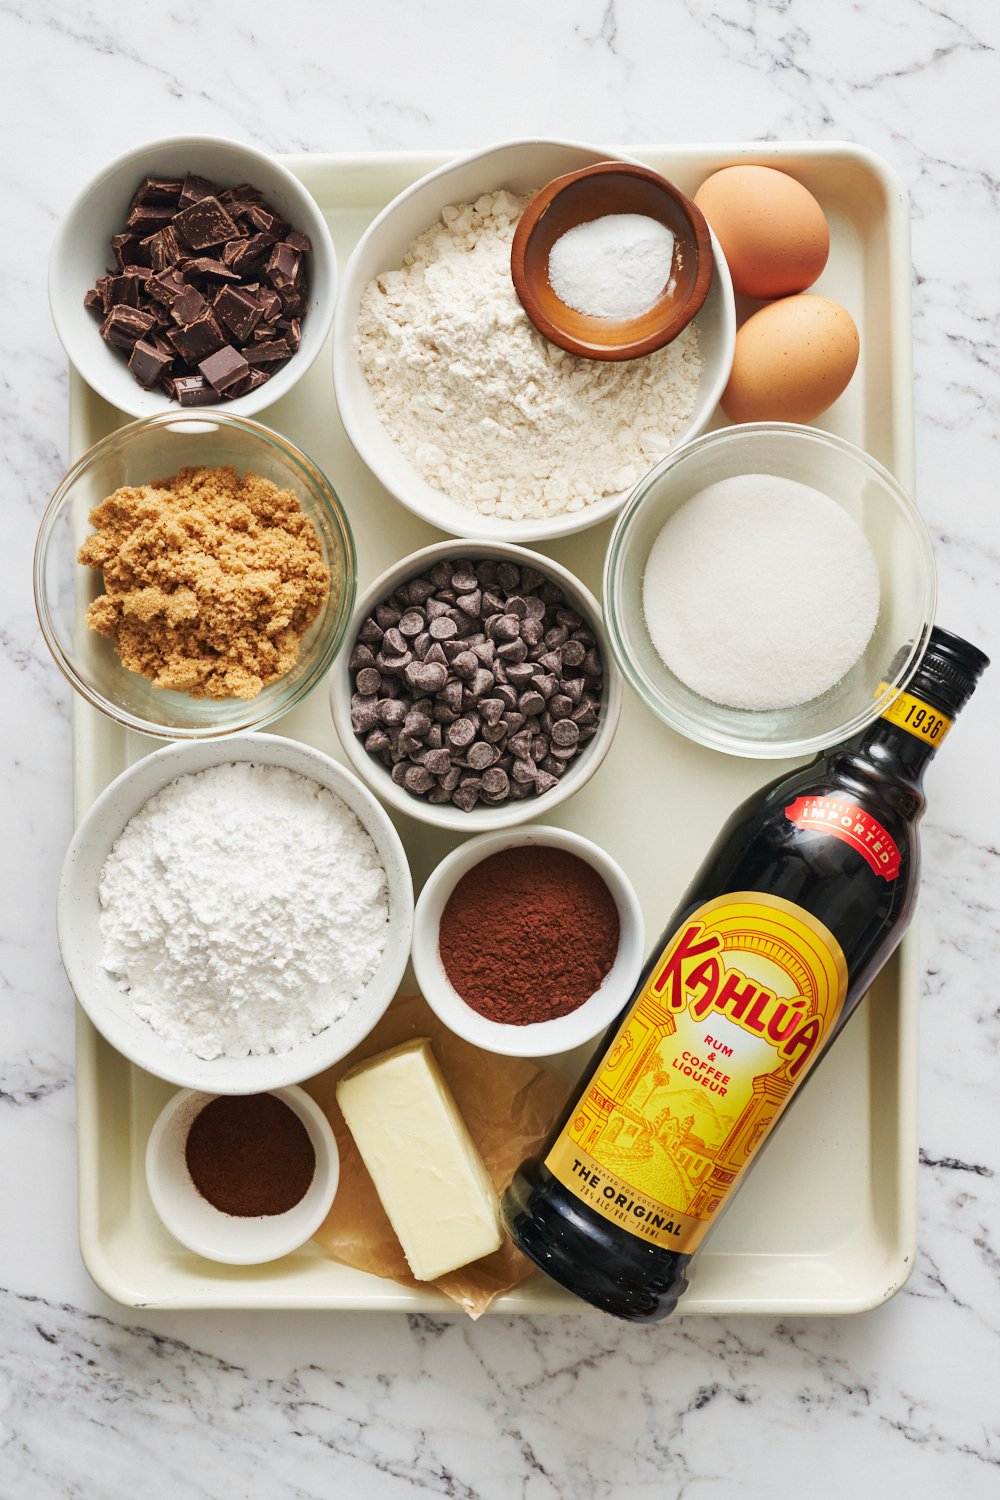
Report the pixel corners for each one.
[336,1038,502,1281]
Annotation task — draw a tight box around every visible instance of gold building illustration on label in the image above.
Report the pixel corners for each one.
[545,892,848,1252]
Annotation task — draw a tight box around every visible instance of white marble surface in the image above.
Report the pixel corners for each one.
[3,1,1000,1495]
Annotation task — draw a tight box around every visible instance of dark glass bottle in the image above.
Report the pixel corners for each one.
[501,627,988,1322]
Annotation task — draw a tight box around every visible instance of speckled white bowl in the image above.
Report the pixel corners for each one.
[50,135,336,419]
[57,734,413,1093]
[332,137,735,543]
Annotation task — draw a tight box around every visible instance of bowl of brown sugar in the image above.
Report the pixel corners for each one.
[412,826,645,1057]
[34,411,356,737]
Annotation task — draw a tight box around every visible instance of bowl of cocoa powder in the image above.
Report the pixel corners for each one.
[411,825,645,1058]
[35,410,356,737]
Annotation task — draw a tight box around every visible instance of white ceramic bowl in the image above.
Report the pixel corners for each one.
[145,1084,339,1264]
[332,137,735,543]
[58,734,413,1092]
[411,826,645,1057]
[329,540,623,832]
[50,135,336,419]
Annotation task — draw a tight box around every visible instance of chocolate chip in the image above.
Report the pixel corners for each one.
[447,717,477,749]
[355,667,382,695]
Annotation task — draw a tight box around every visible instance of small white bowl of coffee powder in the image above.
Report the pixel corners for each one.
[145,1084,340,1263]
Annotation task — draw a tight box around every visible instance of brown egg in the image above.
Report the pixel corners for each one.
[695,165,829,300]
[721,295,860,424]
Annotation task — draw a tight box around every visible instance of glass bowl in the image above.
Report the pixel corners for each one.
[603,423,937,759]
[34,411,356,738]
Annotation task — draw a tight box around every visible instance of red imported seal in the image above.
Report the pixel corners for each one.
[785,796,901,881]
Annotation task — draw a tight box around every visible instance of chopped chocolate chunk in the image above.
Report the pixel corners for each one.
[228,366,272,397]
[256,287,282,324]
[283,317,302,352]
[111,232,150,269]
[173,195,240,251]
[170,286,209,325]
[244,337,292,365]
[83,286,102,311]
[125,202,175,236]
[214,284,263,341]
[100,304,157,349]
[218,182,265,207]
[166,307,225,363]
[178,174,218,209]
[265,242,301,290]
[128,338,173,388]
[241,203,284,235]
[199,343,250,393]
[224,233,276,274]
[145,275,184,314]
[180,257,240,281]
[103,272,145,308]
[142,224,182,272]
[284,230,311,253]
[172,374,218,406]
[130,175,183,207]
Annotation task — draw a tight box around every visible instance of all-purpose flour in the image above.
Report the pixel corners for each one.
[355,190,702,522]
[98,762,390,1059]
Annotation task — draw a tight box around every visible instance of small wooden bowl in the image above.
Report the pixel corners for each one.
[511,161,715,361]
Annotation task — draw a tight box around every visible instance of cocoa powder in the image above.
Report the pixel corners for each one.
[438,846,620,1025]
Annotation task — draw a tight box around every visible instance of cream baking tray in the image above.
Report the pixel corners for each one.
[71,143,918,1314]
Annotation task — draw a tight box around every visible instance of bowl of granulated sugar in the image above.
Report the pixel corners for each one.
[604,423,936,759]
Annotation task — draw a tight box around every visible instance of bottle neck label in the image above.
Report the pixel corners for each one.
[785,796,901,880]
[544,892,847,1255]
[879,685,952,747]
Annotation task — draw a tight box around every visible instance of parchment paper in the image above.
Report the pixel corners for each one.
[308,994,571,1317]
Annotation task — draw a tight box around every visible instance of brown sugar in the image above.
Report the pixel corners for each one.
[78,465,330,699]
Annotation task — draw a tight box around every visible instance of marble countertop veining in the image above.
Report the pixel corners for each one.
[2,1,999,1496]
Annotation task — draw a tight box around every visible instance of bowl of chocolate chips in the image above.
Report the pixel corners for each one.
[49,135,336,418]
[330,541,623,831]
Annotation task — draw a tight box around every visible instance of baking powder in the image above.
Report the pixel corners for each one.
[356,190,702,522]
[548,213,676,320]
[98,762,390,1059]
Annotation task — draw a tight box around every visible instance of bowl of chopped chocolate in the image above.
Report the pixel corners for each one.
[329,539,623,830]
[34,411,356,738]
[49,135,336,418]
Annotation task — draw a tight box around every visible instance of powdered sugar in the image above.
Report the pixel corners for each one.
[98,762,390,1060]
[642,474,881,711]
[355,190,702,522]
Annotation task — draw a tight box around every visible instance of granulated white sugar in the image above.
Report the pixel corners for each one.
[642,473,881,711]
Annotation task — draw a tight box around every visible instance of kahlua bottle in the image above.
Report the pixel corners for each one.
[501,626,988,1321]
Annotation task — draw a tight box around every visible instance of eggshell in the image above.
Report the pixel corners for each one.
[721,295,860,424]
[694,165,829,300]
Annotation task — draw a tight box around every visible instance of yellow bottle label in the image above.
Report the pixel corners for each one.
[545,892,848,1255]
[879,686,952,746]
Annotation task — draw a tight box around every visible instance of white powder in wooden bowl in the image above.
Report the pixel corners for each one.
[642,474,881,711]
[355,190,702,523]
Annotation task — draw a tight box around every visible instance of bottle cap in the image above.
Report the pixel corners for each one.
[907,626,990,718]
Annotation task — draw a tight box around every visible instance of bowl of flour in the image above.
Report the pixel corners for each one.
[333,139,735,542]
[58,735,413,1092]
